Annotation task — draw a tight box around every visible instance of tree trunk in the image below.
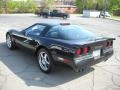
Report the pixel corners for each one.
[2,0,7,14]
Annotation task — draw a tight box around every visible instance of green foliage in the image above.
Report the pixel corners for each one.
[109,0,120,16]
[76,0,109,10]
[112,8,120,16]
[0,0,37,13]
[76,0,83,13]
[0,0,3,9]
[0,0,4,13]
[76,0,120,16]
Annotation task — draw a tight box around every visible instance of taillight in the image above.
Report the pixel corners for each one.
[76,46,90,55]
[106,42,109,47]
[106,41,113,47]
[63,59,68,63]
[110,41,113,46]
[83,47,90,54]
[76,48,82,55]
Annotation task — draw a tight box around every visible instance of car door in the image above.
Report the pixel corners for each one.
[14,24,46,53]
[52,10,58,17]
[56,10,62,17]
[23,24,46,52]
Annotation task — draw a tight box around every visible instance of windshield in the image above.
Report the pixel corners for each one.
[58,25,96,40]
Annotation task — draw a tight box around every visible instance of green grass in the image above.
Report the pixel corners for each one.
[108,15,120,21]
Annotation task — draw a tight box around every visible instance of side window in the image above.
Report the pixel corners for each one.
[45,27,59,38]
[53,10,57,13]
[25,24,45,36]
[57,10,61,13]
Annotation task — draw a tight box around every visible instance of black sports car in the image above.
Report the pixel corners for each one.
[6,22,115,73]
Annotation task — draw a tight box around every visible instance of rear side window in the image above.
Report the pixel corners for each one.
[45,27,59,38]
[25,24,45,36]
[45,25,95,40]
[59,25,95,40]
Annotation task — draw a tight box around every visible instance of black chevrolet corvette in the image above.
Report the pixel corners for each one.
[6,22,115,73]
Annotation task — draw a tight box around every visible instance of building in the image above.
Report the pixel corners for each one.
[55,0,77,13]
[55,0,76,5]
[35,0,77,14]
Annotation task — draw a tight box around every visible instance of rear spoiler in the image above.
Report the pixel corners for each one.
[76,37,115,46]
[106,38,116,40]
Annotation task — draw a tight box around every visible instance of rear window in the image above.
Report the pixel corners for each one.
[46,25,96,40]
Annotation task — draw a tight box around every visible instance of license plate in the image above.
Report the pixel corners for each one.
[93,49,101,59]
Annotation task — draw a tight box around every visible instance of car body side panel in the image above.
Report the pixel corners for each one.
[9,30,38,53]
[6,27,115,72]
[9,30,115,60]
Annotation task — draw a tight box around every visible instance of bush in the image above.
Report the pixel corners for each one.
[0,9,2,13]
[7,8,35,13]
[112,8,120,16]
[7,0,37,13]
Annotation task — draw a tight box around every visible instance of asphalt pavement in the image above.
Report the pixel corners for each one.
[0,14,120,90]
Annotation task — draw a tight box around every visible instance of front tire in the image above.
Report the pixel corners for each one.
[63,15,67,19]
[6,34,16,50]
[37,49,54,73]
[43,14,48,18]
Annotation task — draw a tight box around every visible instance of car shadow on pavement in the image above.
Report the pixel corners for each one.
[0,42,94,87]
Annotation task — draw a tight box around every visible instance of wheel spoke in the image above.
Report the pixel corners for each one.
[38,51,50,71]
[43,63,48,70]
[6,35,11,48]
[44,54,50,64]
[40,53,44,58]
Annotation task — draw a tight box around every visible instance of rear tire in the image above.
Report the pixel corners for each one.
[37,48,54,73]
[6,34,16,50]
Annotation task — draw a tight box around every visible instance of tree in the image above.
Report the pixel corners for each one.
[7,0,37,13]
[109,0,120,16]
[109,0,120,10]
[76,0,84,13]
[76,0,114,12]
[0,0,2,7]
[0,0,8,13]
[76,0,97,13]
[0,0,3,13]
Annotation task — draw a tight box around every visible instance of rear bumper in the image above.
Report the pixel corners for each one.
[73,54,112,72]
[53,49,113,72]
[71,51,113,72]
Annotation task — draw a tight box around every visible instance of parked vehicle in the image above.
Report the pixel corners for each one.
[35,9,69,19]
[6,22,115,73]
[99,11,111,18]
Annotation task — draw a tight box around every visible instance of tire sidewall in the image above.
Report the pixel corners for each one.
[63,15,67,19]
[37,49,53,73]
[6,34,14,49]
